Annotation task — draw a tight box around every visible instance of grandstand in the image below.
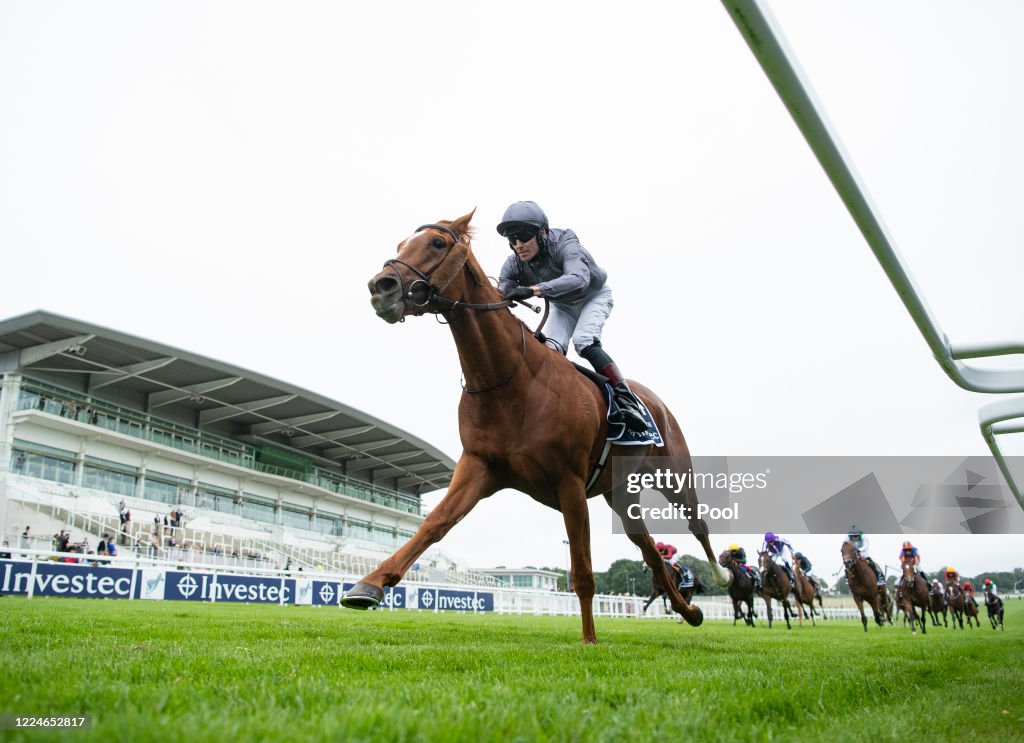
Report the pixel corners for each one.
[0,310,499,587]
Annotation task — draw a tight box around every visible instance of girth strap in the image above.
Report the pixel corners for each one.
[585,440,613,493]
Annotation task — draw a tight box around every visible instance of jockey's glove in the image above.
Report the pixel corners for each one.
[502,286,534,301]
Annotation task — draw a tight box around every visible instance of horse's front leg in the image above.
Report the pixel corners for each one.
[341,454,496,608]
[559,477,597,644]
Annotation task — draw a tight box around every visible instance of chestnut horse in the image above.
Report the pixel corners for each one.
[718,550,758,627]
[758,550,795,629]
[347,211,730,643]
[642,561,703,614]
[898,559,929,635]
[791,557,818,626]
[840,540,886,632]
[984,586,1004,630]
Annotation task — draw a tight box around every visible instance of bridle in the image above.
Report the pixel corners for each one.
[380,224,522,316]
[379,223,534,394]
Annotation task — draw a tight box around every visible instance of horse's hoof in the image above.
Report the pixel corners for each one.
[683,607,704,627]
[341,582,384,610]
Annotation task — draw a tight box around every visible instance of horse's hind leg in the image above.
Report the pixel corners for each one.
[602,492,703,627]
[655,482,731,589]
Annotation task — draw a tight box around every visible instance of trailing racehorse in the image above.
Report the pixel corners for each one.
[963,591,980,629]
[945,579,966,630]
[791,555,818,627]
[840,540,886,632]
[348,211,731,643]
[927,580,948,627]
[718,550,758,627]
[984,585,1004,630]
[758,550,795,630]
[898,558,929,635]
[642,561,703,614]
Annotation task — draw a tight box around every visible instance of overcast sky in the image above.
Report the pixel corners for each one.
[2,1,1022,584]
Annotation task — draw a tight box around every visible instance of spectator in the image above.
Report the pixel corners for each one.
[15,453,26,472]
[0,541,10,559]
[20,526,30,549]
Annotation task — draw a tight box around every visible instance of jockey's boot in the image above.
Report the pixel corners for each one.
[611,382,648,433]
[579,342,647,433]
[868,558,885,585]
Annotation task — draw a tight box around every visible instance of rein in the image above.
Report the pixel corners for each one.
[382,223,523,314]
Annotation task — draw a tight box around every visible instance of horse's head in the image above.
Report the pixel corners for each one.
[900,558,916,581]
[840,540,858,569]
[757,550,771,571]
[368,210,477,324]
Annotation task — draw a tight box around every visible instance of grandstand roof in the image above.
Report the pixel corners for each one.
[0,310,456,495]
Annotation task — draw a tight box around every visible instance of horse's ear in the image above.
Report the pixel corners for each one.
[449,208,476,241]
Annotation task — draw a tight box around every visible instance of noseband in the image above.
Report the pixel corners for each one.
[381,223,518,316]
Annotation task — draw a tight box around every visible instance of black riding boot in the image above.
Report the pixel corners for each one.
[869,558,885,585]
[579,342,647,433]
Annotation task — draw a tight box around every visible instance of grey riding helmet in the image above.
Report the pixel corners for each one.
[496,200,549,237]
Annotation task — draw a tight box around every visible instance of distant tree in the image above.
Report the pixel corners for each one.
[595,559,647,595]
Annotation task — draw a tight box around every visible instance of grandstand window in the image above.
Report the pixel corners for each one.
[282,507,311,530]
[144,478,179,505]
[82,464,136,497]
[512,575,534,588]
[240,494,275,524]
[313,513,342,536]
[12,447,75,485]
[347,520,372,541]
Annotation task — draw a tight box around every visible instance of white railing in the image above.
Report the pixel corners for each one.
[0,547,866,619]
[721,0,1024,506]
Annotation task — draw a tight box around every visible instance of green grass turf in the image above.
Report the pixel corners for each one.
[0,597,1021,742]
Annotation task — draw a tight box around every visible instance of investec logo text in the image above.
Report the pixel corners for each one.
[0,563,132,598]
[420,588,490,611]
[171,572,289,603]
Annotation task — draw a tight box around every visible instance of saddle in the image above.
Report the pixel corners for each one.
[572,363,663,446]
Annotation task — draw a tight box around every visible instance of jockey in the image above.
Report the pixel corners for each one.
[496,201,646,432]
[899,541,928,581]
[944,566,960,587]
[655,541,677,561]
[962,580,976,605]
[762,531,796,583]
[848,526,885,586]
[983,578,998,596]
[670,554,696,590]
[794,551,820,595]
[728,542,759,588]
[728,542,747,565]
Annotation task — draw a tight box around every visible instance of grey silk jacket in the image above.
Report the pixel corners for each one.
[497,228,608,303]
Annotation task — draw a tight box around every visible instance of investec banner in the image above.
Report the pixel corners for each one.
[413,587,494,612]
[164,571,294,603]
[0,560,137,599]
